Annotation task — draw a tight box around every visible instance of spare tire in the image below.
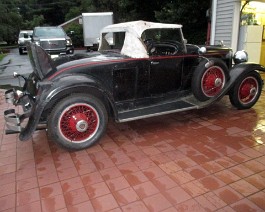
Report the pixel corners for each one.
[191,58,229,101]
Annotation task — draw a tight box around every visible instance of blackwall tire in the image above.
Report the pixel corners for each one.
[19,48,23,55]
[47,94,108,150]
[192,58,229,101]
[229,71,262,110]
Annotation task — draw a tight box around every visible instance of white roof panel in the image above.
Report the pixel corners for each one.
[101,20,182,38]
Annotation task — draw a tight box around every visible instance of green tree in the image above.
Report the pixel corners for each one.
[18,0,79,26]
[155,0,210,44]
[0,0,23,44]
[64,23,83,47]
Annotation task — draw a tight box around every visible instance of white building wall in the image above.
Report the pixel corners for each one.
[211,0,241,52]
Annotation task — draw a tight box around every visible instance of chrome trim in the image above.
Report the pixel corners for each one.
[4,109,20,124]
[5,89,23,104]
[118,105,197,123]
[4,109,22,132]
[6,122,22,132]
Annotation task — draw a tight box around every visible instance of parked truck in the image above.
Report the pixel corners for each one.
[82,12,113,50]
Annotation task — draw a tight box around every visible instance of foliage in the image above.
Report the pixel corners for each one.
[0,53,7,62]
[0,0,210,45]
[0,0,23,44]
[155,0,210,44]
[64,23,84,47]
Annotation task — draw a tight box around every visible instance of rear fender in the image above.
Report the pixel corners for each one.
[20,75,115,141]
[43,75,116,117]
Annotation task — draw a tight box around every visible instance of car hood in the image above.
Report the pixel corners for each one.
[27,43,124,80]
[33,36,67,40]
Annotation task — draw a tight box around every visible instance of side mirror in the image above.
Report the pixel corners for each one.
[13,72,19,78]
[198,47,207,54]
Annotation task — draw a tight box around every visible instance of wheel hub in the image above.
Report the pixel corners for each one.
[76,120,88,132]
[249,87,257,96]
[214,78,222,87]
[59,104,99,143]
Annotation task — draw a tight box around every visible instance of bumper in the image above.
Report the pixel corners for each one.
[19,46,28,51]
[4,89,33,135]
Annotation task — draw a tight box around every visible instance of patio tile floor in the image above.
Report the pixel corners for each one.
[0,82,265,211]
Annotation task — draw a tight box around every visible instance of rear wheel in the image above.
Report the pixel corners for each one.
[48,94,108,150]
[229,71,262,109]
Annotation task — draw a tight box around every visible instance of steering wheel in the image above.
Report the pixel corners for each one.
[144,39,156,55]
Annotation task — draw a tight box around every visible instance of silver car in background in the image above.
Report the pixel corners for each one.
[18,30,33,55]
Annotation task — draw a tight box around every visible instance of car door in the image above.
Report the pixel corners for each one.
[112,59,150,102]
[149,54,183,95]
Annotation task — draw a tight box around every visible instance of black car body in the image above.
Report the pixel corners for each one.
[32,26,74,56]
[4,21,265,150]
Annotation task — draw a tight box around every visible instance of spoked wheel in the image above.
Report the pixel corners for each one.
[201,66,225,97]
[48,94,108,150]
[229,71,262,109]
[59,103,99,143]
[192,58,229,101]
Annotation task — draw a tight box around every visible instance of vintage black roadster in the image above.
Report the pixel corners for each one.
[4,21,265,150]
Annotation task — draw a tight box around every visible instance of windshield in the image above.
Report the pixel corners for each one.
[141,28,185,52]
[141,28,182,43]
[19,32,32,38]
[34,27,66,38]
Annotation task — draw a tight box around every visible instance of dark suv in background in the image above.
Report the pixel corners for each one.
[32,26,74,57]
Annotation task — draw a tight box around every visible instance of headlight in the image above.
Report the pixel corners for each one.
[34,41,40,46]
[66,39,72,46]
[233,50,248,64]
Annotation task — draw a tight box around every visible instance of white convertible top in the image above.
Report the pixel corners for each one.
[101,20,182,38]
[99,20,182,58]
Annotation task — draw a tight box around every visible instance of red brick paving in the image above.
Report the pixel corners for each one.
[0,83,265,211]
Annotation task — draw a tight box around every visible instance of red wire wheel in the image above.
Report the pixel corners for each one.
[237,76,258,105]
[192,58,229,102]
[59,103,100,143]
[229,71,262,110]
[201,66,226,97]
[48,94,108,150]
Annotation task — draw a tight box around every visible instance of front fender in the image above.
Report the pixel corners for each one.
[229,62,265,84]
[197,62,265,109]
[220,62,265,95]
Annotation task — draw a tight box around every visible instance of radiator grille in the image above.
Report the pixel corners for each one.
[40,40,66,50]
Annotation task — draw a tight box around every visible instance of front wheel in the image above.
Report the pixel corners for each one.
[229,71,262,110]
[192,58,229,102]
[48,94,108,150]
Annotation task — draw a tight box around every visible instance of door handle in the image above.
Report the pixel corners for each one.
[151,61,159,65]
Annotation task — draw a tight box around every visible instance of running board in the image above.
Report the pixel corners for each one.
[117,100,197,122]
